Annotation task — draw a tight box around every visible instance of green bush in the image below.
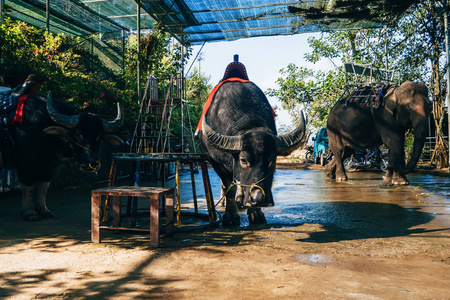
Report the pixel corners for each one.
[0,18,138,132]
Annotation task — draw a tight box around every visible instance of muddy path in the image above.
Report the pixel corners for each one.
[0,166,449,299]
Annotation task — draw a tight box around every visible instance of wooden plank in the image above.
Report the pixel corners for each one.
[92,186,173,197]
[150,194,160,247]
[91,194,101,243]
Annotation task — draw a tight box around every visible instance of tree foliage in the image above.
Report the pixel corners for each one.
[185,67,212,127]
[0,18,196,135]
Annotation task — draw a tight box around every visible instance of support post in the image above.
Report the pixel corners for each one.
[122,29,125,81]
[1,0,5,25]
[445,0,450,176]
[137,5,141,105]
[46,0,50,32]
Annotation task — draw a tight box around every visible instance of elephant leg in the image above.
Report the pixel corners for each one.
[33,181,55,218]
[333,147,348,182]
[327,129,347,182]
[391,172,409,185]
[385,168,409,185]
[20,183,41,221]
[386,136,409,186]
[324,157,336,179]
[384,169,393,184]
[247,208,266,224]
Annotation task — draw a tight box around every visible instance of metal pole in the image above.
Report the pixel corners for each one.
[1,0,5,25]
[46,0,50,32]
[445,0,450,176]
[137,5,141,105]
[122,29,125,81]
[384,26,388,80]
[0,0,3,77]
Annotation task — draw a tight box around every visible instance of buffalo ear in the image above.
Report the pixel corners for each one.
[103,134,124,146]
[44,126,69,136]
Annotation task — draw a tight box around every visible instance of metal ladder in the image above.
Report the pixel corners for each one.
[130,73,197,155]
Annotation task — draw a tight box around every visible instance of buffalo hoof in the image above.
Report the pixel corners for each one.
[40,211,56,218]
[222,214,240,227]
[248,209,267,224]
[22,213,42,221]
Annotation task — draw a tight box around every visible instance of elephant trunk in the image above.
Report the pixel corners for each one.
[404,121,428,174]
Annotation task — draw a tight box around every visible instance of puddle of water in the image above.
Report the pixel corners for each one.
[176,169,448,229]
[292,253,333,266]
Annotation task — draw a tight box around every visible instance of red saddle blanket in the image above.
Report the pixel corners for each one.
[197,78,276,131]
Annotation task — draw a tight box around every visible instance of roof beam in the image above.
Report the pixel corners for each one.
[161,13,297,28]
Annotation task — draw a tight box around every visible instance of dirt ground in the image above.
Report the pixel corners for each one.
[0,162,449,299]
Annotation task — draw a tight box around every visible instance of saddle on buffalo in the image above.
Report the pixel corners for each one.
[196,55,275,133]
[0,74,42,151]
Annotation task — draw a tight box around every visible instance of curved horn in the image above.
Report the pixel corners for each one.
[202,115,242,152]
[46,91,80,129]
[276,110,306,156]
[102,102,123,132]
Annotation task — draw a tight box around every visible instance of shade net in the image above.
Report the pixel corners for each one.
[139,0,419,44]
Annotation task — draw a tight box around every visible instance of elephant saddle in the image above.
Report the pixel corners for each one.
[345,85,391,109]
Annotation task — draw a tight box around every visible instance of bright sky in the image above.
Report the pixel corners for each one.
[185,33,335,129]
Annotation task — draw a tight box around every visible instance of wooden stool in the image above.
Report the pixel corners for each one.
[91,186,174,247]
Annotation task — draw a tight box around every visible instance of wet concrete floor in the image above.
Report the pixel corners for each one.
[179,168,450,233]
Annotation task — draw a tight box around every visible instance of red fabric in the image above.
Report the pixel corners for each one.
[12,94,29,124]
[197,77,276,131]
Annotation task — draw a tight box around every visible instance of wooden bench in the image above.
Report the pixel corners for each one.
[91,186,174,247]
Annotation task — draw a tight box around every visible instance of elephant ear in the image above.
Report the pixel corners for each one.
[383,86,397,117]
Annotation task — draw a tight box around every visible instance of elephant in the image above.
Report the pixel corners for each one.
[324,81,431,185]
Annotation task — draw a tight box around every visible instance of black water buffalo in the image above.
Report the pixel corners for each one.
[197,79,306,226]
[5,92,123,221]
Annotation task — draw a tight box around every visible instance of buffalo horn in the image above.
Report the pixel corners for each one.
[102,102,123,132]
[46,92,80,129]
[202,115,242,152]
[276,110,306,156]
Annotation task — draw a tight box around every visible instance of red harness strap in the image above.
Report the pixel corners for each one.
[197,78,276,131]
[11,94,29,124]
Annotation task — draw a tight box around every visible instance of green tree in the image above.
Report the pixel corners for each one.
[267,64,345,129]
[185,67,212,127]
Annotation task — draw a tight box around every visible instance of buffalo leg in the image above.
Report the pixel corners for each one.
[21,184,41,221]
[218,180,226,206]
[34,181,55,218]
[236,181,245,208]
[247,208,267,224]
[222,182,240,226]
